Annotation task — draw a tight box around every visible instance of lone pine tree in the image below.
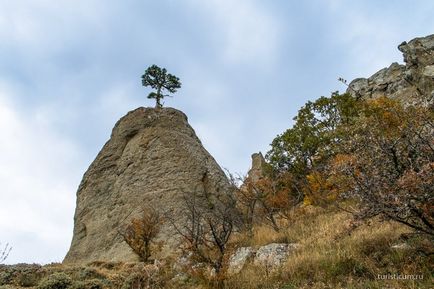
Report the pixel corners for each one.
[141,65,181,108]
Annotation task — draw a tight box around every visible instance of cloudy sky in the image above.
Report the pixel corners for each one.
[0,0,433,264]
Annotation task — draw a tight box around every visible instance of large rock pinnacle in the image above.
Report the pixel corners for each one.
[64,107,230,263]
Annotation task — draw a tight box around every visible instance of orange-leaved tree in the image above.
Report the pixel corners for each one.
[120,206,164,262]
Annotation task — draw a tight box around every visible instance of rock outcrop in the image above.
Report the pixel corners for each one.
[348,34,434,106]
[247,152,266,183]
[64,107,230,264]
[227,247,255,275]
[227,243,299,275]
[253,243,297,269]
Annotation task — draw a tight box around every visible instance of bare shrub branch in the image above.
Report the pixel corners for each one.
[331,98,434,237]
[170,185,242,288]
[0,242,11,263]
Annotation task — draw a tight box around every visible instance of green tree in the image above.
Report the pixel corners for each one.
[266,92,360,205]
[267,90,434,238]
[141,64,181,108]
[267,92,359,174]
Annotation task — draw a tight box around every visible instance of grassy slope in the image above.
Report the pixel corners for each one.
[227,206,433,289]
[1,206,432,289]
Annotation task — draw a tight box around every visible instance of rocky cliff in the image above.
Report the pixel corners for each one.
[64,107,230,263]
[348,34,434,106]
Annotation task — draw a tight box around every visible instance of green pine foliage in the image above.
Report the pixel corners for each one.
[141,65,181,108]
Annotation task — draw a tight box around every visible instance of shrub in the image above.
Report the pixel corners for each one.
[77,267,105,280]
[0,269,13,285]
[17,270,42,287]
[120,206,163,262]
[70,279,107,289]
[171,188,242,288]
[37,272,72,289]
[330,98,434,238]
[121,272,146,289]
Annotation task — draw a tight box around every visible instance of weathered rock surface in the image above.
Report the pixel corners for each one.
[247,152,266,183]
[347,34,434,106]
[253,243,297,270]
[227,243,299,275]
[227,247,255,275]
[64,107,231,264]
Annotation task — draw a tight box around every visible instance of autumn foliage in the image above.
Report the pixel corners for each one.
[236,172,301,232]
[329,97,434,236]
[120,206,163,262]
[267,93,434,238]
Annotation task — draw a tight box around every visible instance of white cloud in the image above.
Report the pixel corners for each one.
[0,0,108,54]
[320,1,434,78]
[188,0,280,66]
[0,83,83,264]
[334,12,401,76]
[323,0,345,12]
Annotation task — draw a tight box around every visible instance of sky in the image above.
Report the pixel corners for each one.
[0,0,433,264]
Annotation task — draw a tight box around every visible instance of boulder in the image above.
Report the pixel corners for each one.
[227,243,299,275]
[227,247,255,275]
[253,243,297,270]
[423,65,434,78]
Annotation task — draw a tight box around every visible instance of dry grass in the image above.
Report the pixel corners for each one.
[226,205,433,289]
[1,206,431,289]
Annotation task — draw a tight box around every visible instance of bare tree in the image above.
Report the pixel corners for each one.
[171,188,241,288]
[233,174,257,237]
[0,242,11,263]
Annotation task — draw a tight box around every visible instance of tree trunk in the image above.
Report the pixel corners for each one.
[156,86,162,108]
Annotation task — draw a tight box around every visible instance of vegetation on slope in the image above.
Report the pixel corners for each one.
[1,91,432,289]
[1,207,432,288]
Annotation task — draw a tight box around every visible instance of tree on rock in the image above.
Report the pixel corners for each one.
[141,65,181,108]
